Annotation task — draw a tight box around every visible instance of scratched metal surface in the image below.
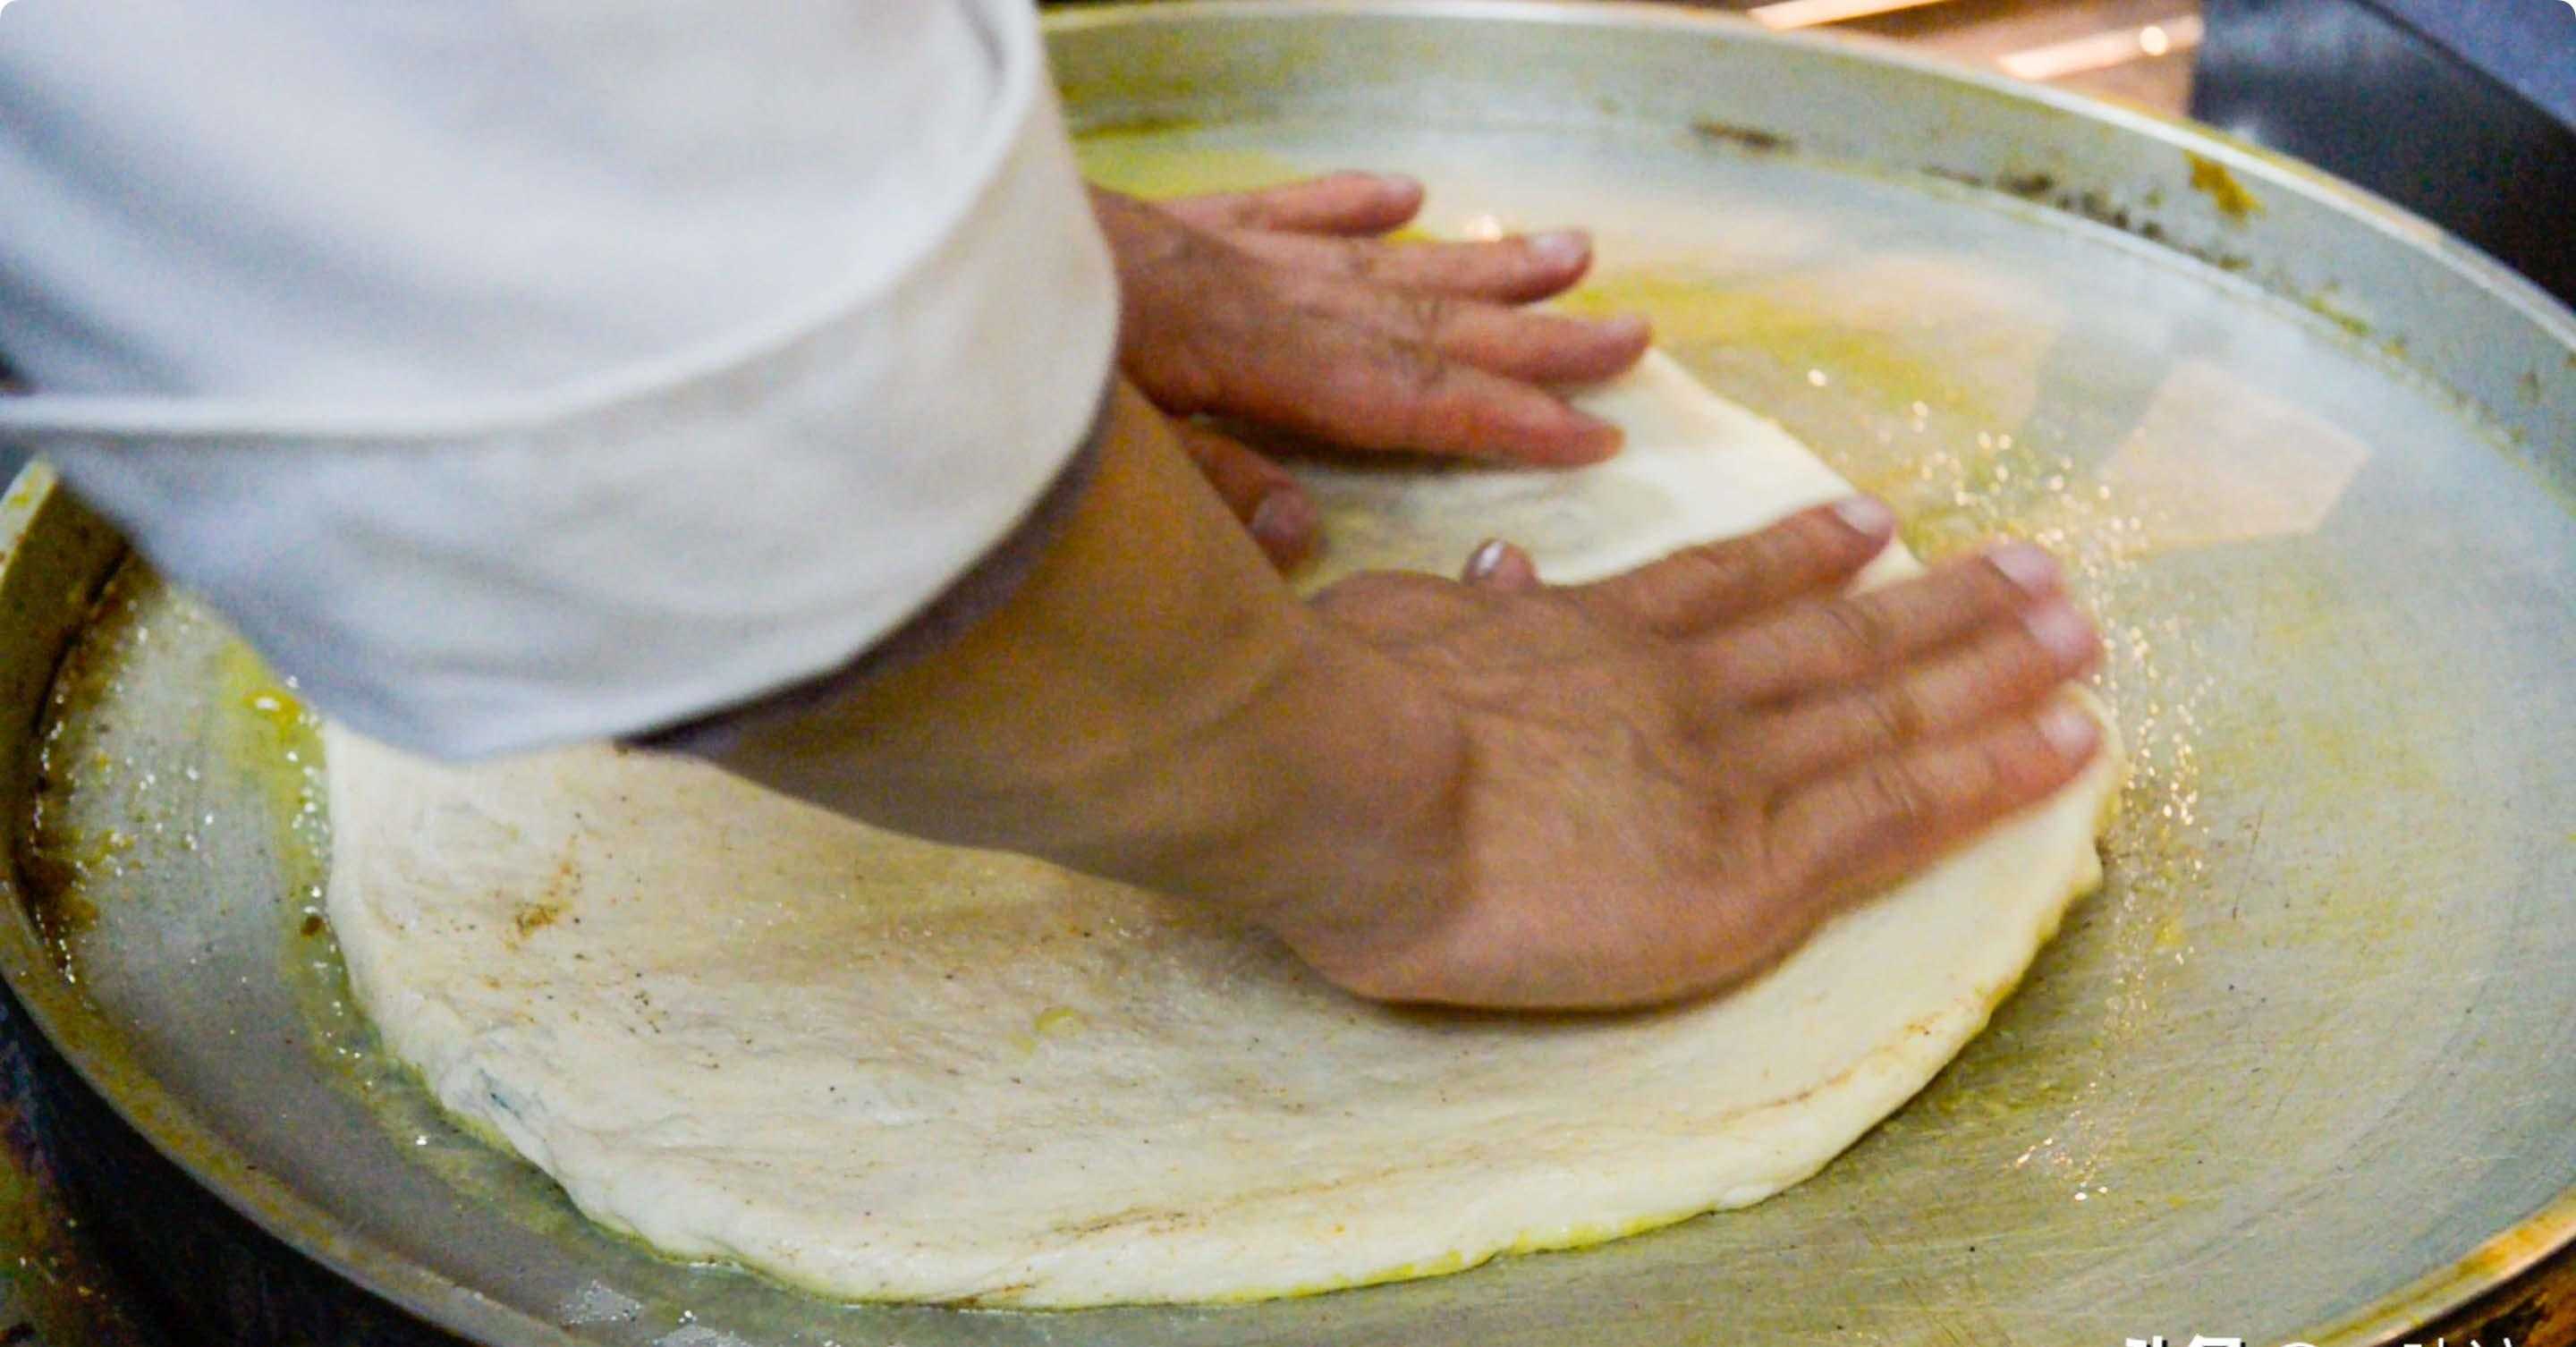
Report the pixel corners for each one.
[1,4,2572,1346]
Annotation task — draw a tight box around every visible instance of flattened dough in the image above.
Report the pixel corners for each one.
[326,352,2119,1307]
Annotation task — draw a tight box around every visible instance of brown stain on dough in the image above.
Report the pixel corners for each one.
[508,849,581,941]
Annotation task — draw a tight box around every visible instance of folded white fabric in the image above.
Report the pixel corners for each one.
[0,0,1117,757]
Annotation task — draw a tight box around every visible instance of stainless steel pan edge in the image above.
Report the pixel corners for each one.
[0,470,580,1344]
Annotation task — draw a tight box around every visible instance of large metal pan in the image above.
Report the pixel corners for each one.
[4,4,2572,1344]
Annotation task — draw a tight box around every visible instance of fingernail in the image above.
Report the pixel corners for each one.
[1527,231,1590,267]
[1367,172,1422,196]
[2021,599,2097,666]
[2037,702,2100,760]
[1593,312,1652,342]
[1986,540,2061,596]
[1463,538,1511,581]
[1830,496,1894,538]
[1250,490,1316,552]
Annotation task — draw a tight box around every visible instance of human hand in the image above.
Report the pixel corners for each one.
[697,386,2098,1013]
[1256,502,2106,1009]
[1091,175,1652,567]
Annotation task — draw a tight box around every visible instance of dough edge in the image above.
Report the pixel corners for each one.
[325,703,2120,1309]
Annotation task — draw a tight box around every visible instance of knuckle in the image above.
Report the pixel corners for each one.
[1395,289,1458,338]
[1962,738,2020,799]
[1666,541,1757,604]
[1594,547,1735,632]
[1750,513,1848,583]
[1393,338,1454,401]
[1992,632,2065,694]
[1986,728,2053,792]
[1856,759,1941,834]
[1849,683,1924,753]
[1945,569,2029,631]
[1760,789,1839,897]
[1780,507,1852,558]
[1698,625,1792,695]
[1812,598,1898,673]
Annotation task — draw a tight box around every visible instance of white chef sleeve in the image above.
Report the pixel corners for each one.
[0,0,1119,758]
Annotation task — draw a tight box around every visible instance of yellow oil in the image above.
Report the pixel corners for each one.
[1075,130,1302,201]
[2184,152,2265,222]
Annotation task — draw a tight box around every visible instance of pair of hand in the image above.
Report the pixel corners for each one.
[1055,177,2106,1007]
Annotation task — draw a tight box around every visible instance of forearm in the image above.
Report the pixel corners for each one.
[685,383,1458,918]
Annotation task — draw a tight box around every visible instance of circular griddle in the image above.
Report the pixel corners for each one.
[3,4,2572,1344]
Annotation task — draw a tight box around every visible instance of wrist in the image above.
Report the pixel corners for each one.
[680,373,1469,976]
[1127,612,1470,970]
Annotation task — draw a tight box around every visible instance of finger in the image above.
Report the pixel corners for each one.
[1293,282,1651,385]
[1579,499,1898,636]
[1157,173,1425,236]
[1461,538,1541,590]
[1229,230,1600,304]
[1736,598,2100,784]
[1309,569,1487,644]
[1766,699,2104,906]
[1171,420,1318,570]
[1696,540,2067,700]
[1207,318,1624,463]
